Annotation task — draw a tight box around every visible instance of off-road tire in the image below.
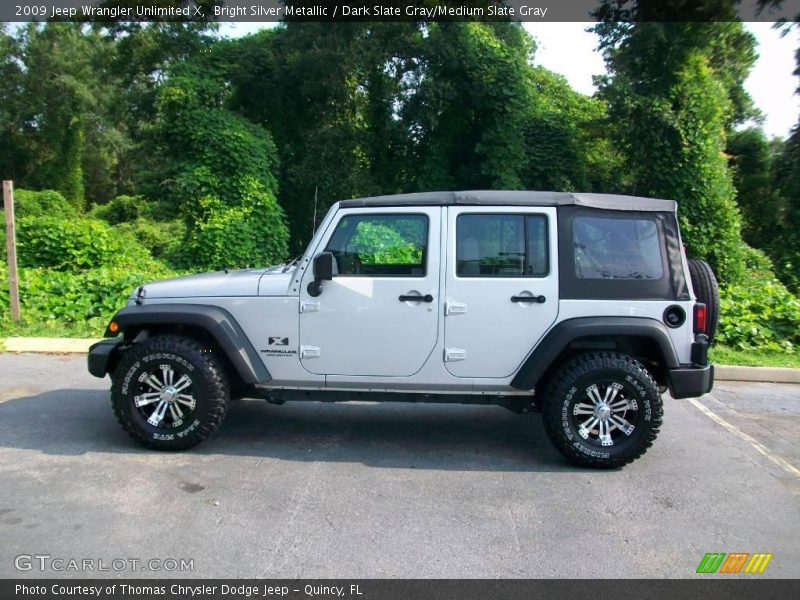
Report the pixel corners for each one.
[542,351,663,469]
[111,335,230,450]
[687,259,719,344]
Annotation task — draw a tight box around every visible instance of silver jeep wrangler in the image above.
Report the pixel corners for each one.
[88,191,716,468]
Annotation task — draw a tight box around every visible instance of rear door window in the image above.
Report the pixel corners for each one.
[456,214,549,277]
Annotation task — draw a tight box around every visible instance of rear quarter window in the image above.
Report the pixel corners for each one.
[573,217,664,280]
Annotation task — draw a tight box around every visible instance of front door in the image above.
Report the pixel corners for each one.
[443,207,559,378]
[299,207,441,377]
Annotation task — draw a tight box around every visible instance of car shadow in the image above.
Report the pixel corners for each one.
[0,389,583,472]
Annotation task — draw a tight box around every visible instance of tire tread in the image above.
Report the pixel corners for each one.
[688,259,720,343]
[111,335,230,451]
[542,351,663,469]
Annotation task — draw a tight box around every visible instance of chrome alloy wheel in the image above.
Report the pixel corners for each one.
[133,364,196,428]
[572,381,638,447]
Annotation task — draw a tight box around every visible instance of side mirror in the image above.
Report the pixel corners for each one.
[308,252,334,297]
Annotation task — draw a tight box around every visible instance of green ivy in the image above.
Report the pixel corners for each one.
[147,62,290,271]
[0,262,178,334]
[178,183,289,270]
[8,189,77,219]
[716,250,800,352]
[88,195,147,225]
[116,218,186,263]
[350,221,423,265]
[16,216,154,271]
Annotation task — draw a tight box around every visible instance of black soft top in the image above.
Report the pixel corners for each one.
[338,190,677,213]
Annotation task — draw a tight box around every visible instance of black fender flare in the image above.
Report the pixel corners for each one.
[104,303,271,384]
[510,317,680,390]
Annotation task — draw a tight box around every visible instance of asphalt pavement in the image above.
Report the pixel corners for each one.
[0,353,798,579]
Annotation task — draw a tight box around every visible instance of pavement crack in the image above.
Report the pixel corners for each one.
[260,461,320,577]
[502,474,524,555]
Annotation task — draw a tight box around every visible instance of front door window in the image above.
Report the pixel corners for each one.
[325,214,428,277]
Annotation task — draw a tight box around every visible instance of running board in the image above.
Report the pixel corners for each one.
[244,388,537,412]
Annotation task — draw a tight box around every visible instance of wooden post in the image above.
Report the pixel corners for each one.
[3,180,20,322]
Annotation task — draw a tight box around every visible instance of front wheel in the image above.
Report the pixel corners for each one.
[542,352,663,468]
[111,335,230,450]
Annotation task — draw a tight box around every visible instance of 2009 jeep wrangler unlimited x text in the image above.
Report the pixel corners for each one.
[88,191,716,468]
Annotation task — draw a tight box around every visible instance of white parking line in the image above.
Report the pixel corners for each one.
[689,397,800,480]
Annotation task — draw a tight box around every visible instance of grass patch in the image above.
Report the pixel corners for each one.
[0,318,106,340]
[710,345,800,369]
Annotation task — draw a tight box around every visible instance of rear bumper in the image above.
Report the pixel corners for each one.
[668,363,714,399]
[87,339,123,378]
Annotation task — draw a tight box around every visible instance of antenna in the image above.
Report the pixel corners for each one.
[311,185,319,236]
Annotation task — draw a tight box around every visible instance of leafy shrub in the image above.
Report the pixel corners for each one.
[117,218,186,263]
[6,189,77,219]
[179,183,289,270]
[0,262,177,332]
[350,222,423,265]
[717,270,800,352]
[88,195,147,225]
[16,216,153,271]
[150,65,286,269]
[156,67,280,203]
[740,243,775,274]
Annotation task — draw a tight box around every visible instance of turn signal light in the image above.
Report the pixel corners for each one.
[108,321,119,333]
[694,303,707,334]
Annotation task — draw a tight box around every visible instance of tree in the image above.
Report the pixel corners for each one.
[219,23,426,252]
[0,23,130,208]
[522,66,627,192]
[0,24,24,182]
[403,22,532,191]
[96,21,218,197]
[149,58,289,269]
[593,17,758,283]
[770,129,800,288]
[220,21,625,250]
[763,15,800,288]
[727,128,781,247]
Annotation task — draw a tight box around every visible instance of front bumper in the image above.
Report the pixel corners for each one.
[668,363,714,399]
[87,339,123,378]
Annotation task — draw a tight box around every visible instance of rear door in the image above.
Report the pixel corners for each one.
[443,207,559,378]
[299,207,441,377]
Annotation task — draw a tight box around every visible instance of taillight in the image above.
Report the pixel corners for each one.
[694,303,707,334]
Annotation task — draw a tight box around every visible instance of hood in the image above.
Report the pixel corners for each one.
[257,266,295,296]
[133,267,291,300]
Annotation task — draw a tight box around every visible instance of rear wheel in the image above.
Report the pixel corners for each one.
[111,335,230,450]
[542,352,663,469]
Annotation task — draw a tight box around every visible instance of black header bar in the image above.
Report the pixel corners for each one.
[3,1,799,23]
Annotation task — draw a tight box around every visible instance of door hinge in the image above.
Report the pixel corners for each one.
[445,301,467,316]
[300,345,321,359]
[444,347,467,362]
[300,300,320,313]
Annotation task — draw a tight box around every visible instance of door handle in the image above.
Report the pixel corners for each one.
[511,294,546,304]
[399,294,434,303]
